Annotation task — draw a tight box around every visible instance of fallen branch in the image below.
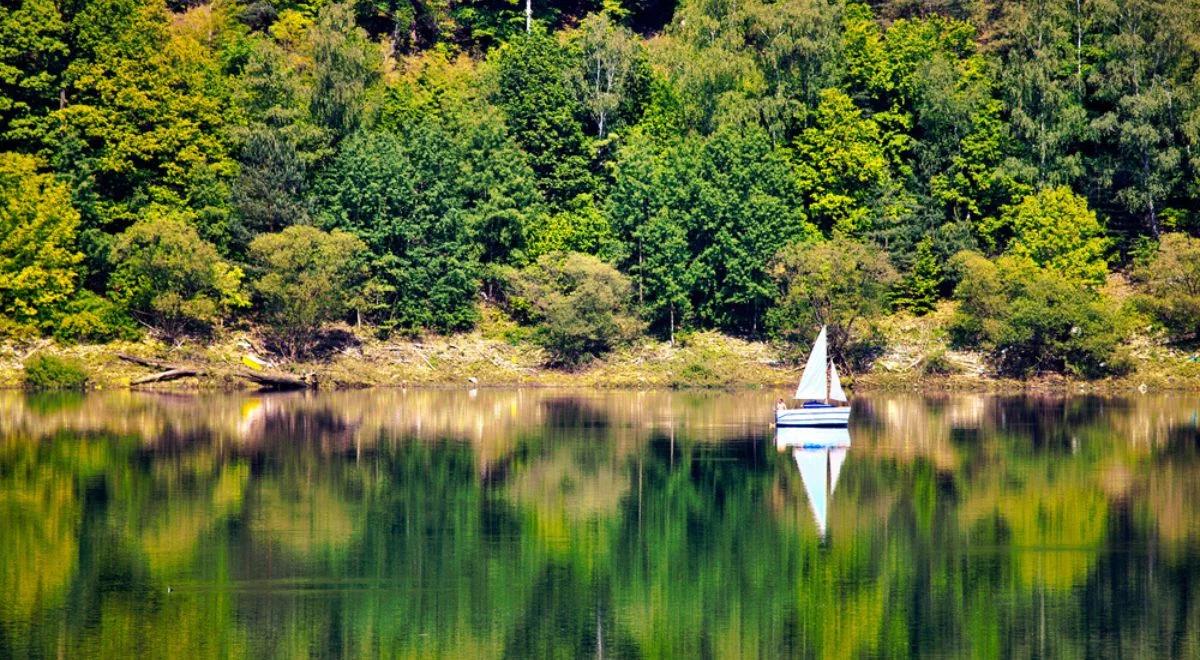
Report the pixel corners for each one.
[118,352,318,390]
[132,368,201,385]
[116,353,183,371]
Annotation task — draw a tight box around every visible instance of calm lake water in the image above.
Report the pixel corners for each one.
[2,388,1199,658]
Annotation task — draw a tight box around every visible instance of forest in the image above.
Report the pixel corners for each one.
[2,0,1200,376]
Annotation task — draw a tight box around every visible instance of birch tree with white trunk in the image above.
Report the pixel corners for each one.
[572,13,641,139]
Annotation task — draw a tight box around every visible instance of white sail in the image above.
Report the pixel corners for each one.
[828,362,848,402]
[794,326,829,400]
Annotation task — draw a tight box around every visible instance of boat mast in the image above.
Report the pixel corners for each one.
[825,358,831,405]
[824,326,831,404]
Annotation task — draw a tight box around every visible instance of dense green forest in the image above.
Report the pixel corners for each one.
[2,0,1200,375]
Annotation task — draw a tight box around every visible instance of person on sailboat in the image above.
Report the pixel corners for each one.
[777,398,787,411]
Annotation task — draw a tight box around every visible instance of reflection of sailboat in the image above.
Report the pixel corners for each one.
[793,446,848,537]
[775,425,851,450]
[775,326,850,428]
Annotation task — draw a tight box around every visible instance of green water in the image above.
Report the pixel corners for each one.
[1,389,1199,658]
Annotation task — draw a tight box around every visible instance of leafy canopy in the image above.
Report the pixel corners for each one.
[999,186,1109,286]
[949,252,1128,378]
[1133,233,1200,341]
[107,208,247,337]
[766,238,897,368]
[0,152,82,336]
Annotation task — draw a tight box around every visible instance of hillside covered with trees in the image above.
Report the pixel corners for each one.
[3,0,1200,379]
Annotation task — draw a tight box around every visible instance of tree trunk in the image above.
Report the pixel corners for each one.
[525,0,531,33]
[1144,152,1160,237]
[637,239,643,305]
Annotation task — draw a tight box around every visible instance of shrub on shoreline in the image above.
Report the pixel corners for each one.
[23,354,89,390]
[503,252,643,367]
[949,252,1130,378]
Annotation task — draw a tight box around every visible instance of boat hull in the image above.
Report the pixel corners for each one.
[775,407,851,429]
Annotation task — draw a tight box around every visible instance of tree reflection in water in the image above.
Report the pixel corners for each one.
[1,390,1199,657]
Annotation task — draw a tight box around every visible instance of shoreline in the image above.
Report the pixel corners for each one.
[5,331,1200,395]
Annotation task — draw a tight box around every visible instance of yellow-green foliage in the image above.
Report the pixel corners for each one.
[767,238,897,368]
[506,252,643,366]
[793,88,907,236]
[950,251,1129,377]
[997,186,1109,285]
[0,153,82,336]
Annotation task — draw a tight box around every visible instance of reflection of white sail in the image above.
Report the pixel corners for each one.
[775,426,851,449]
[792,446,848,537]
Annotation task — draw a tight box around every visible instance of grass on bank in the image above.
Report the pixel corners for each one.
[4,301,1200,392]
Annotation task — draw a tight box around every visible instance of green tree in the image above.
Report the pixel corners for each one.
[1133,233,1200,341]
[309,2,381,140]
[0,0,69,143]
[638,208,692,343]
[0,152,81,336]
[1087,0,1198,238]
[232,123,311,242]
[793,88,909,237]
[27,0,242,275]
[766,238,897,368]
[986,0,1089,186]
[842,6,1020,256]
[318,129,479,332]
[689,125,815,333]
[891,236,942,315]
[491,29,594,207]
[229,37,332,251]
[1000,186,1109,286]
[527,193,615,259]
[379,51,546,267]
[108,209,248,337]
[606,127,695,309]
[249,225,366,358]
[656,0,841,139]
[505,251,642,366]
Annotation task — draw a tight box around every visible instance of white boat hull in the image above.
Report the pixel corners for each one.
[775,407,851,429]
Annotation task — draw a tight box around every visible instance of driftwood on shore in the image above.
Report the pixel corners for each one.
[117,353,183,371]
[131,368,202,385]
[117,353,315,390]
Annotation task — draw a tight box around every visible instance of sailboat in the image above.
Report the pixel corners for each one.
[793,446,848,538]
[775,325,851,428]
